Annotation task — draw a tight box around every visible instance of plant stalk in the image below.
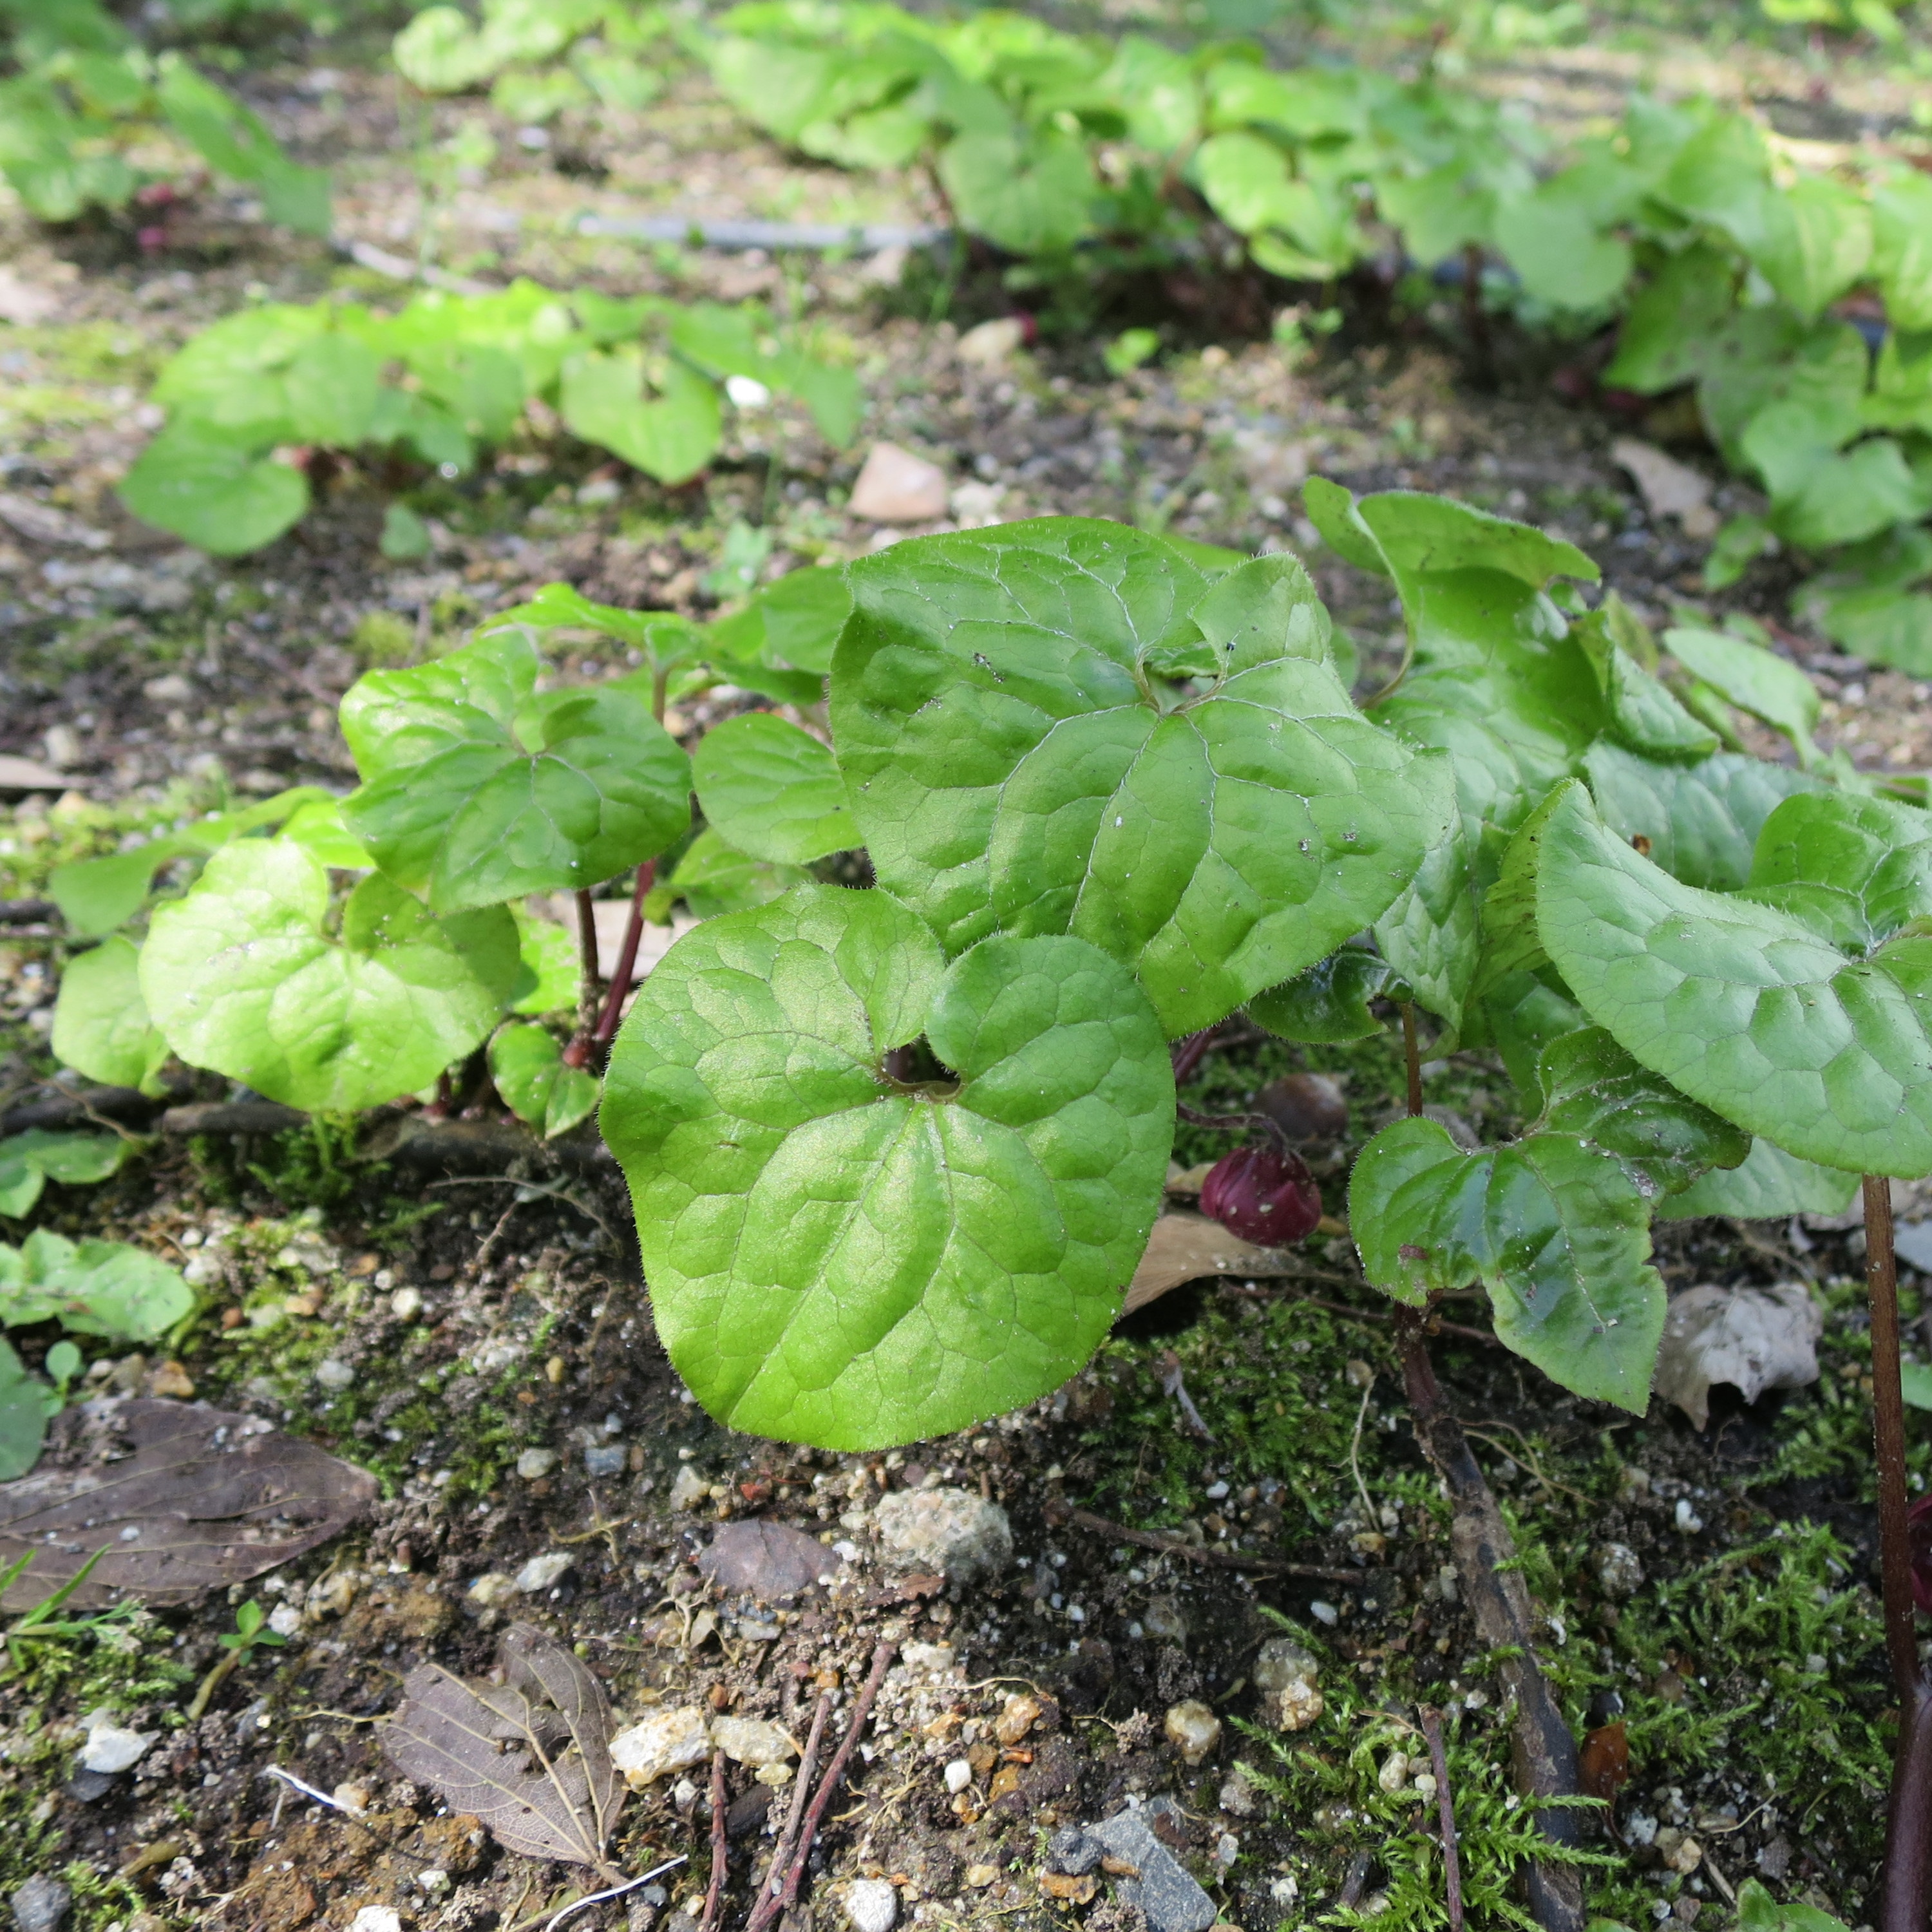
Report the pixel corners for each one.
[562,888,604,1070]
[590,861,656,1053]
[1401,1003,1423,1118]
[1864,1173,1932,1932]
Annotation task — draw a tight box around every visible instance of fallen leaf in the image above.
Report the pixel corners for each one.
[383,1622,625,1875]
[1611,438,1718,539]
[1122,1211,1300,1315]
[696,1518,843,1602]
[0,1398,377,1611]
[1039,1873,1099,1904]
[1578,1720,1629,1802]
[1653,1282,1821,1430]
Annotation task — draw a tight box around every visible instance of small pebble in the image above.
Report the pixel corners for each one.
[10,1874,71,1932]
[943,1757,973,1794]
[844,1878,898,1932]
[516,1448,558,1480]
[513,1551,573,1594]
[1163,1700,1221,1766]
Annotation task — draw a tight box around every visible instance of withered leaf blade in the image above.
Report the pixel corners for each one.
[0,1397,377,1611]
[697,1519,843,1602]
[1122,1211,1300,1316]
[383,1622,624,1874]
[1653,1282,1821,1430]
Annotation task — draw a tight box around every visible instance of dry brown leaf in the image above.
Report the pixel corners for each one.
[383,1622,625,1877]
[1653,1282,1821,1430]
[0,1397,377,1611]
[697,1519,843,1602]
[1122,1211,1300,1316]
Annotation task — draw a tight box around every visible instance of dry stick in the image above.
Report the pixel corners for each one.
[590,860,657,1052]
[1863,1175,1932,1932]
[1396,1309,1584,1932]
[1418,1707,1464,1932]
[699,1750,728,1932]
[745,1694,834,1932]
[749,1642,896,1932]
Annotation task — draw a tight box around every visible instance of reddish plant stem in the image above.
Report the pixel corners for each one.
[1401,1004,1423,1118]
[562,887,603,1070]
[1170,1025,1221,1088]
[699,1750,727,1932]
[758,1643,895,1930]
[1865,1174,1932,1932]
[1419,1706,1463,1932]
[1176,1099,1292,1156]
[590,860,656,1052]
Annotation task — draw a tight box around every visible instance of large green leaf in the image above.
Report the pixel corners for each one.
[937,126,1097,257]
[692,714,857,866]
[645,828,811,920]
[0,1229,193,1342]
[1872,169,1932,332]
[1349,1113,1665,1411]
[341,630,690,909]
[0,1130,129,1220]
[1750,176,1871,324]
[831,521,1450,1036]
[141,839,518,1113]
[0,1340,47,1480]
[1584,743,1821,892]
[1536,782,1932,1176]
[601,887,1173,1448]
[1662,626,1820,764]
[558,350,722,485]
[153,54,330,236]
[119,422,310,556]
[1769,439,1932,553]
[50,937,167,1092]
[1493,185,1632,312]
[1601,243,1737,393]
[1658,1137,1857,1222]
[709,566,852,678]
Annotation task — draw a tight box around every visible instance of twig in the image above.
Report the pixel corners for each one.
[1176,1100,1289,1155]
[1395,1309,1583,1932]
[759,1693,833,1911]
[746,1643,895,1932]
[426,1174,618,1246]
[1418,1709,1463,1932]
[1046,1502,1354,1581]
[699,1750,728,1932]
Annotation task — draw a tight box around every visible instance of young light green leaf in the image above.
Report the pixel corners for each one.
[489,1023,600,1139]
[120,423,310,556]
[141,840,518,1113]
[1600,243,1737,393]
[1353,490,1600,600]
[0,1341,48,1481]
[937,126,1096,258]
[645,829,811,920]
[1535,782,1932,1177]
[1662,626,1821,765]
[833,522,1450,1036]
[1568,608,1718,759]
[50,938,168,1093]
[1373,793,1480,1036]
[708,566,851,677]
[509,905,580,1016]
[0,1229,193,1342]
[1584,743,1822,892]
[692,715,857,866]
[341,629,691,910]
[601,886,1173,1450]
[1300,476,1388,576]
[0,1130,129,1220]
[1248,945,1393,1043]
[1658,1137,1857,1222]
[1349,1114,1665,1411]
[558,350,721,486]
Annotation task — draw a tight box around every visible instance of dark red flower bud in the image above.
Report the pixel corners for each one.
[1198,1144,1321,1247]
[136,225,168,252]
[1908,1493,1932,1614]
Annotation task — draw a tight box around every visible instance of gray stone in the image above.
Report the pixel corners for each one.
[583,1444,628,1478]
[1086,1812,1216,1932]
[873,1487,1011,1584]
[11,1875,72,1932]
[1046,1826,1101,1877]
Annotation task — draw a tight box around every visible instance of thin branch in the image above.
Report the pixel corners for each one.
[757,1692,833,1918]
[590,860,657,1052]
[1176,1100,1290,1154]
[699,1750,728,1932]
[1418,1708,1463,1932]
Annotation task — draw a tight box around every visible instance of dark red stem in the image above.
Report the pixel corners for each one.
[1401,1003,1423,1118]
[699,1749,727,1932]
[1866,1174,1932,1932]
[591,860,656,1052]
[1170,1025,1221,1088]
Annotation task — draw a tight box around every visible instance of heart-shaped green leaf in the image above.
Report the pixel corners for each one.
[341,629,690,909]
[0,1229,194,1342]
[489,1022,599,1139]
[50,937,168,1093]
[692,715,857,866]
[1537,781,1932,1175]
[1350,1114,1665,1410]
[0,1131,130,1220]
[833,521,1448,1036]
[644,829,810,920]
[0,1340,48,1479]
[601,885,1173,1449]
[1658,1137,1857,1222]
[120,422,310,556]
[142,839,518,1112]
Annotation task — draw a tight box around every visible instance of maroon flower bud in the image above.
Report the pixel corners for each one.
[1198,1144,1321,1248]
[137,225,168,253]
[1908,1493,1932,1614]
